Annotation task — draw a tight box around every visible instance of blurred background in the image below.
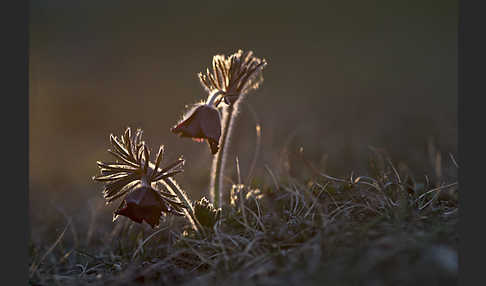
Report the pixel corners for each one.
[29,0,457,237]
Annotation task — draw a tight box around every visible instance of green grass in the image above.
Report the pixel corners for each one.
[29,150,458,286]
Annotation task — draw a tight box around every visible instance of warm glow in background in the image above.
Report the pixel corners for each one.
[29,0,457,224]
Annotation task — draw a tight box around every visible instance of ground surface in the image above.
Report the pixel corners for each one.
[29,150,458,286]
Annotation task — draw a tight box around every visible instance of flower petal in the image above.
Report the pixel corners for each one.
[113,186,164,228]
[171,104,222,154]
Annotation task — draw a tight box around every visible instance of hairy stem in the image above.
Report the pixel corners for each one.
[213,95,246,208]
[161,177,205,236]
[206,90,225,106]
[210,104,233,208]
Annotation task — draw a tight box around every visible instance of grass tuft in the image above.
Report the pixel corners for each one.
[29,148,458,286]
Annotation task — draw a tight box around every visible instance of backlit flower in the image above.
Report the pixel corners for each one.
[93,127,186,228]
[171,50,267,155]
[114,184,184,228]
[171,104,221,154]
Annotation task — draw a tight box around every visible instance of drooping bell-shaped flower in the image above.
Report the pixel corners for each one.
[93,127,186,228]
[171,50,267,155]
[114,184,182,228]
[171,104,221,154]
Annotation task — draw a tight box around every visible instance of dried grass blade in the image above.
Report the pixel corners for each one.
[29,221,71,277]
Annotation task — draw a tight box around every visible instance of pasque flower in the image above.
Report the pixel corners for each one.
[170,50,267,209]
[171,103,222,155]
[114,184,180,228]
[171,50,266,155]
[93,127,187,228]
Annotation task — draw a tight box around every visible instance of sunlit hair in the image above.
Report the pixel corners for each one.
[93,127,203,232]
[198,49,267,106]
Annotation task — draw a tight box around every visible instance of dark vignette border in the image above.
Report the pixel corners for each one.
[0,0,480,284]
[2,0,29,284]
[459,0,485,285]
